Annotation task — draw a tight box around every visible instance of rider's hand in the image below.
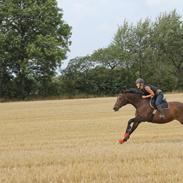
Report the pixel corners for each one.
[142,95,146,99]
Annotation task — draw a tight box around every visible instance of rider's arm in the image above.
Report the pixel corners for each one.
[142,86,155,99]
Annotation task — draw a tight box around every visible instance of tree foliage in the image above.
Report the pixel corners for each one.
[1,8,183,99]
[62,10,183,97]
[0,0,71,98]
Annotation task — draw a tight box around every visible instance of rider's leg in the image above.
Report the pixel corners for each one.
[155,93,165,119]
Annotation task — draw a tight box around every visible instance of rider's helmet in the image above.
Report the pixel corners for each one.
[135,78,145,84]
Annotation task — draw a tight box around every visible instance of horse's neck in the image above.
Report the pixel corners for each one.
[126,93,145,109]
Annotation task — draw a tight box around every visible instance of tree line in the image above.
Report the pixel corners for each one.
[61,10,183,97]
[0,3,183,100]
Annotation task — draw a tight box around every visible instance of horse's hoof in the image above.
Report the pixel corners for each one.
[118,139,126,144]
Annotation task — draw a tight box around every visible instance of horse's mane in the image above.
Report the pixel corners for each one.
[123,88,143,95]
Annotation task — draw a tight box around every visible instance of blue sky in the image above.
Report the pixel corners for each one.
[57,0,183,67]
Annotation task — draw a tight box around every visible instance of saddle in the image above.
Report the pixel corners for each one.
[150,97,168,109]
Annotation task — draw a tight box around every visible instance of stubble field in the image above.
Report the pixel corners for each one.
[0,93,183,183]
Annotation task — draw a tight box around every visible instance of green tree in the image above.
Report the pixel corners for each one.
[91,45,123,70]
[130,19,152,77]
[152,10,183,89]
[61,10,183,98]
[112,21,135,70]
[0,0,71,98]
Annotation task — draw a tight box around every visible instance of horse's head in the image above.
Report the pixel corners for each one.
[113,92,128,111]
[113,88,143,111]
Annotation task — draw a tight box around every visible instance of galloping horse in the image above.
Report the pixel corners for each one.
[113,88,183,144]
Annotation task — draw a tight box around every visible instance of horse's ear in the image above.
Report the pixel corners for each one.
[120,86,127,93]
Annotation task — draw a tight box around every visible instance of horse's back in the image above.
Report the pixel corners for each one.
[167,101,183,113]
[168,101,183,123]
[151,101,183,124]
[168,101,183,108]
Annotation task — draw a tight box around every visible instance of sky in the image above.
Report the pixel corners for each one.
[57,0,183,67]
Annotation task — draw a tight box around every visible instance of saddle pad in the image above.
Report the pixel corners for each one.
[150,98,169,109]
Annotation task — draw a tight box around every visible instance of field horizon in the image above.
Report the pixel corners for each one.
[0,93,183,183]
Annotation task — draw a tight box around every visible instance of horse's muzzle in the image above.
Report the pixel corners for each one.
[113,107,119,112]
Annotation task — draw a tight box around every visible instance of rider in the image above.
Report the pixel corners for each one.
[135,78,165,119]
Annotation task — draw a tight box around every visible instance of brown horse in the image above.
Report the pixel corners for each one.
[113,88,183,144]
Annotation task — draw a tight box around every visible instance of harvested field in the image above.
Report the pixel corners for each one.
[0,93,183,183]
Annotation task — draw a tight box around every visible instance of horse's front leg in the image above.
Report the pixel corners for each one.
[119,117,142,144]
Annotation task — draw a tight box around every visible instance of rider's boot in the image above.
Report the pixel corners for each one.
[157,105,165,119]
